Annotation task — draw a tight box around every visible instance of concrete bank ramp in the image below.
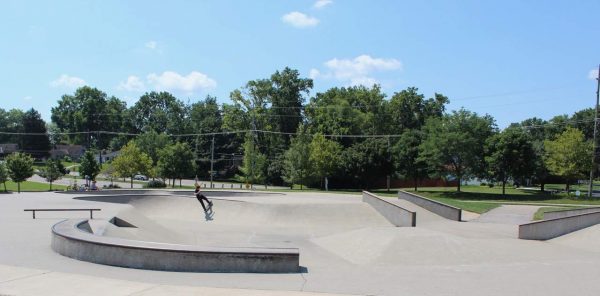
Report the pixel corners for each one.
[103,207,192,244]
[475,205,540,225]
[310,224,582,266]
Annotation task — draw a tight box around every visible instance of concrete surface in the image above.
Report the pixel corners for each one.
[520,211,600,240]
[2,191,600,295]
[398,190,462,221]
[362,191,415,227]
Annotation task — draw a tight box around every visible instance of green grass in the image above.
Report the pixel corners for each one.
[532,206,589,220]
[0,181,67,192]
[532,207,568,220]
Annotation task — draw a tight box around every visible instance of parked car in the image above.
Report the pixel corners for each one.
[133,174,148,181]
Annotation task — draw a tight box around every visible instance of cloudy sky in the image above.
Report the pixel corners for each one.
[1,0,599,127]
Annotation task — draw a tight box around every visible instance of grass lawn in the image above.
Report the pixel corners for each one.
[0,180,67,192]
[393,185,600,213]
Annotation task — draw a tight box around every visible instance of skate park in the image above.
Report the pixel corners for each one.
[2,189,600,296]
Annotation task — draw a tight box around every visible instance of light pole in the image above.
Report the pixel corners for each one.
[588,64,600,198]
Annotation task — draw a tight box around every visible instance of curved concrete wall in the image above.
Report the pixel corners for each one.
[519,211,600,240]
[398,190,462,221]
[362,191,416,227]
[52,219,300,273]
[543,207,600,220]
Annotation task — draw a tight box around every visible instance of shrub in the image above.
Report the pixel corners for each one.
[488,183,495,188]
[144,179,166,188]
[480,182,487,186]
[103,183,121,189]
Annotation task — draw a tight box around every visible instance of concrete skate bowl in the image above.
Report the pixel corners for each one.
[51,191,392,273]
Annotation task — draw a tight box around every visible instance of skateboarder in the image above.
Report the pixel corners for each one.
[195,185,213,212]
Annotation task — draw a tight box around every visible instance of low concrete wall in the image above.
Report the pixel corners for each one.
[519,212,600,240]
[543,207,600,220]
[398,190,462,221]
[362,191,415,227]
[52,219,300,273]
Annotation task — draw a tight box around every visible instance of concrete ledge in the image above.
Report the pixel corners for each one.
[51,219,300,273]
[543,207,600,220]
[362,191,416,227]
[398,190,462,221]
[519,211,600,240]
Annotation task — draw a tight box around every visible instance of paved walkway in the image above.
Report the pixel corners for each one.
[0,264,348,296]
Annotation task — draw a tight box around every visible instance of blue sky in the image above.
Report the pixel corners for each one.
[1,0,599,128]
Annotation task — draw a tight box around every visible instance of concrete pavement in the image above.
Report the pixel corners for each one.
[2,191,600,295]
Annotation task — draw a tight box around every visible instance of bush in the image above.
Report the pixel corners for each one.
[488,183,495,188]
[103,183,121,189]
[480,182,487,186]
[144,179,166,188]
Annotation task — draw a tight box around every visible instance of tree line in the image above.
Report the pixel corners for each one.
[0,67,597,193]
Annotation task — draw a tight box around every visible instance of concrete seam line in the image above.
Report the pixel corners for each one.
[0,271,53,285]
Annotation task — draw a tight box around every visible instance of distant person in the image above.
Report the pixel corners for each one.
[195,185,213,212]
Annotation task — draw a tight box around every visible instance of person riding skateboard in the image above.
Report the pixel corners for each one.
[195,185,213,212]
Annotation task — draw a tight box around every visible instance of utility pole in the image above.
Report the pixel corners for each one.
[588,64,600,198]
[210,134,215,189]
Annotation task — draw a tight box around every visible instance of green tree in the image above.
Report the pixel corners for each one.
[100,162,117,186]
[342,138,392,189]
[0,162,8,192]
[283,126,312,189]
[79,151,101,184]
[238,135,267,186]
[157,142,196,187]
[128,91,188,134]
[485,127,536,196]
[112,142,153,188]
[393,130,428,191]
[21,108,51,158]
[5,152,34,193]
[133,130,172,165]
[42,159,65,191]
[0,108,24,144]
[51,86,127,149]
[309,133,342,190]
[544,127,593,193]
[419,109,496,192]
[388,87,449,132]
[269,67,313,140]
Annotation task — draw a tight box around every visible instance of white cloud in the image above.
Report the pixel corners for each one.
[314,0,333,9]
[589,69,599,80]
[312,54,402,86]
[118,75,145,92]
[147,71,217,93]
[282,12,319,28]
[309,68,321,80]
[23,96,32,101]
[50,74,86,88]
[145,41,157,50]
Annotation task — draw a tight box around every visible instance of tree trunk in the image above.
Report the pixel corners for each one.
[414,175,418,192]
[457,177,461,192]
[50,180,53,191]
[502,179,506,196]
[130,177,133,189]
[3,182,6,192]
[566,182,570,196]
[541,182,545,192]
[17,182,20,193]
[179,179,182,188]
